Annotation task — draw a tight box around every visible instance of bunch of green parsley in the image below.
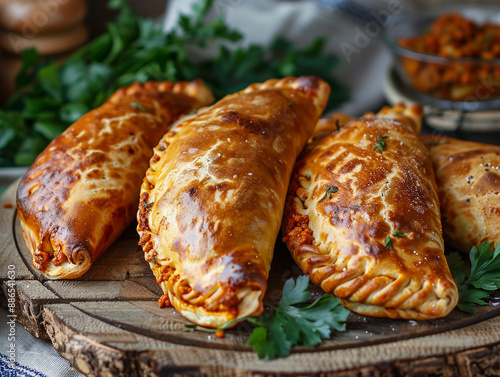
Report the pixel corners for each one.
[0,0,347,167]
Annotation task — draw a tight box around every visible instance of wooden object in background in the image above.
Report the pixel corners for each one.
[0,0,88,101]
[1,180,499,377]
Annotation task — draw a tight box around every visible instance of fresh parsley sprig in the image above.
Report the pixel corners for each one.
[446,240,500,314]
[0,0,347,167]
[215,275,350,359]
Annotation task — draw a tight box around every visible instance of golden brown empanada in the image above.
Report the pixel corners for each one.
[283,104,458,320]
[137,76,330,327]
[17,80,214,279]
[421,135,500,253]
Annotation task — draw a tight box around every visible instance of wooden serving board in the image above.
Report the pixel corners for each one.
[1,180,500,377]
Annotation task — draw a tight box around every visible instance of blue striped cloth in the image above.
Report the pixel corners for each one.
[0,352,47,377]
[0,308,82,377]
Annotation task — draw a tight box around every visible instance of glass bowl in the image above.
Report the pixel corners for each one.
[384,3,500,111]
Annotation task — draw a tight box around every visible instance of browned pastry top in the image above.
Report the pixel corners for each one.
[138,77,330,327]
[17,80,213,278]
[283,105,458,319]
[421,134,500,253]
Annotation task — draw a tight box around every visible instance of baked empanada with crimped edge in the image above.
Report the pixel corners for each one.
[283,104,458,320]
[421,135,500,253]
[137,76,330,328]
[17,80,214,279]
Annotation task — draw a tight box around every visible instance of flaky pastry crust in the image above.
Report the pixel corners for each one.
[421,135,500,253]
[17,80,214,279]
[137,76,330,327]
[283,104,458,319]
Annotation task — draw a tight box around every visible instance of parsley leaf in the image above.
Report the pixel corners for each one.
[279,275,311,306]
[247,326,275,359]
[385,236,393,250]
[446,241,500,313]
[319,185,339,202]
[446,251,468,286]
[130,102,147,112]
[392,230,405,238]
[326,185,339,196]
[217,276,350,359]
[373,135,388,154]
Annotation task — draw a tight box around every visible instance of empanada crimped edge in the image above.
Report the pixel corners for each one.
[17,80,214,279]
[421,134,500,253]
[283,104,458,320]
[137,76,330,327]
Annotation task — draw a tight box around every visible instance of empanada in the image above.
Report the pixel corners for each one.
[283,104,458,319]
[17,80,214,279]
[421,135,500,253]
[137,77,330,327]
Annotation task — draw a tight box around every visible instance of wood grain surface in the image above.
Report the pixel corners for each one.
[1,180,499,377]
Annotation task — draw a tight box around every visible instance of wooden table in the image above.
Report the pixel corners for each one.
[1,180,499,377]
